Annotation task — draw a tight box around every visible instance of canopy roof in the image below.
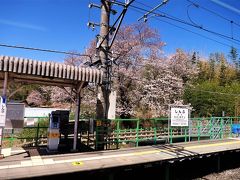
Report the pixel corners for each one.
[0,55,103,87]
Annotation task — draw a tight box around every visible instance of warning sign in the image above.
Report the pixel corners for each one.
[48,132,60,138]
[170,108,189,127]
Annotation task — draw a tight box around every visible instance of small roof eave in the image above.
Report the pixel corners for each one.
[0,55,103,86]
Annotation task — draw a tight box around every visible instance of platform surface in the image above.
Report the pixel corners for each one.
[0,138,240,179]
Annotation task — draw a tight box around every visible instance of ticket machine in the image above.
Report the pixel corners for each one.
[47,111,61,151]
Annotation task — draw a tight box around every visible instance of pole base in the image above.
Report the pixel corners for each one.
[70,149,79,153]
[0,154,4,159]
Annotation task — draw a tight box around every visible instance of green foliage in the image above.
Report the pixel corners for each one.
[219,54,227,86]
[209,53,216,81]
[18,118,49,144]
[184,82,240,117]
[69,104,97,120]
[9,84,39,102]
[229,46,239,70]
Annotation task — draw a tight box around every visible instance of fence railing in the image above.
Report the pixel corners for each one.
[2,117,49,148]
[93,117,240,150]
[2,116,240,149]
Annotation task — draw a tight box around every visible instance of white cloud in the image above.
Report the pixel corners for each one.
[0,19,46,31]
[210,0,240,15]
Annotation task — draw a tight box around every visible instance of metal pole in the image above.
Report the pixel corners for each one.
[0,72,8,157]
[136,119,139,147]
[72,92,81,151]
[168,105,170,143]
[72,82,84,151]
[188,107,191,142]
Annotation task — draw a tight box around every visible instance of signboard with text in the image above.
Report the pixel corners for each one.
[0,97,7,127]
[170,107,189,126]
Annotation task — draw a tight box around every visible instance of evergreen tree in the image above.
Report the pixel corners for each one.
[209,53,216,81]
[229,46,238,69]
[228,46,240,80]
[191,51,199,64]
[219,54,227,86]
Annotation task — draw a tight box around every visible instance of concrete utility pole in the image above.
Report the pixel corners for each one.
[95,0,111,150]
[91,0,134,150]
[99,0,111,119]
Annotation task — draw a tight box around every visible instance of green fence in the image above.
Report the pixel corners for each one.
[2,117,48,148]
[94,116,240,150]
[3,116,240,149]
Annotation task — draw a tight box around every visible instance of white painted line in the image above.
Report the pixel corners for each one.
[54,152,135,164]
[31,156,43,164]
[0,140,240,171]
[31,156,42,160]
[8,164,22,168]
[32,162,44,166]
[2,148,11,157]
[0,165,8,169]
[11,150,26,153]
[21,161,33,167]
[43,159,54,165]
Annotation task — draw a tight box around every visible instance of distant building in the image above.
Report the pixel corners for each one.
[24,107,69,126]
[24,107,69,117]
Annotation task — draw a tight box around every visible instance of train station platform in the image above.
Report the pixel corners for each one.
[0,138,240,179]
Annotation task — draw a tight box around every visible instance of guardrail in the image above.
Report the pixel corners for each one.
[2,117,48,148]
[2,116,240,149]
[93,117,240,150]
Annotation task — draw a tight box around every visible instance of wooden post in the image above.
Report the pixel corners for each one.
[72,82,84,151]
[3,72,8,97]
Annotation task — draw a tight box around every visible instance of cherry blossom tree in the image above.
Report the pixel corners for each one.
[25,23,198,119]
[112,23,166,118]
[169,49,199,84]
[135,59,183,117]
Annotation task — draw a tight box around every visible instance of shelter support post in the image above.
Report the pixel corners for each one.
[72,82,84,151]
[3,72,8,97]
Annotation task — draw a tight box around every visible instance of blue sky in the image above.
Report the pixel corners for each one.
[0,0,240,62]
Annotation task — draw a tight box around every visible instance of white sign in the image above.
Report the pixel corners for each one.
[26,118,36,126]
[108,91,116,119]
[0,128,2,145]
[0,97,7,127]
[171,108,188,126]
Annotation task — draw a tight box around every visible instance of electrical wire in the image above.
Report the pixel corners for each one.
[0,43,92,59]
[187,0,240,29]
[126,4,240,52]
[118,0,240,45]
[187,3,202,28]
[190,89,240,96]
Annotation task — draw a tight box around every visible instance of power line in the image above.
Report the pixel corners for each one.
[138,0,169,22]
[154,18,239,50]
[0,43,91,59]
[190,89,240,96]
[121,0,240,46]
[136,1,240,44]
[128,3,240,52]
[187,0,240,29]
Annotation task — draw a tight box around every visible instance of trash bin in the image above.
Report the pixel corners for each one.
[232,124,240,136]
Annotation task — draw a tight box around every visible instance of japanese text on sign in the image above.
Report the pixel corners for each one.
[170,108,188,127]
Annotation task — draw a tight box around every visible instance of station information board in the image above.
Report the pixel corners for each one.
[0,97,7,127]
[170,107,189,127]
